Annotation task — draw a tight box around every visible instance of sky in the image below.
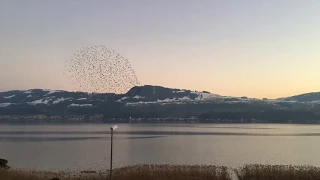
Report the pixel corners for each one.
[0,0,320,98]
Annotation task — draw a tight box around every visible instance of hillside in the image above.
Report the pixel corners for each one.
[0,85,320,123]
[0,85,268,107]
[279,92,320,102]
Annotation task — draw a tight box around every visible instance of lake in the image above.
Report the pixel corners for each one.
[1,123,320,171]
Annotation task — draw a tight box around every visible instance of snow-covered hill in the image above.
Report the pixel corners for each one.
[0,85,319,109]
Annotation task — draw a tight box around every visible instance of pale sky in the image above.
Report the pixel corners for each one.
[1,0,320,98]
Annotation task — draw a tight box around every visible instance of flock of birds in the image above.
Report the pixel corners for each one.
[64,45,140,94]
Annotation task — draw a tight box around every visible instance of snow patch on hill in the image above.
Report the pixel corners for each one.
[77,98,87,100]
[28,99,50,105]
[173,90,186,93]
[68,103,92,107]
[0,103,14,107]
[126,96,193,106]
[53,98,71,104]
[310,100,320,104]
[45,90,61,95]
[121,97,129,100]
[4,95,15,99]
[116,96,129,102]
[133,95,145,99]
[192,92,220,100]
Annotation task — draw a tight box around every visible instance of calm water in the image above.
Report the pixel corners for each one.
[1,123,320,171]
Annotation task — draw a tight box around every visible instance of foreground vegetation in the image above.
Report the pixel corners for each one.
[2,164,320,180]
[237,164,320,180]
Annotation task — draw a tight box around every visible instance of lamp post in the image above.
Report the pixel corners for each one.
[109,125,118,180]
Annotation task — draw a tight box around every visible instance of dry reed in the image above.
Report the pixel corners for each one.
[2,164,320,180]
[236,164,320,180]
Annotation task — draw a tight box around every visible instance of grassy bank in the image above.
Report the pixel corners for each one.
[2,164,320,180]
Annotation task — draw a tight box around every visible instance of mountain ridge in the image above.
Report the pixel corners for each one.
[0,85,320,123]
[1,85,320,107]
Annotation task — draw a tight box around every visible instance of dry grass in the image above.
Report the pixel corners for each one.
[0,165,229,180]
[0,168,106,180]
[2,164,320,180]
[236,164,320,180]
[112,165,229,180]
[0,168,38,180]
